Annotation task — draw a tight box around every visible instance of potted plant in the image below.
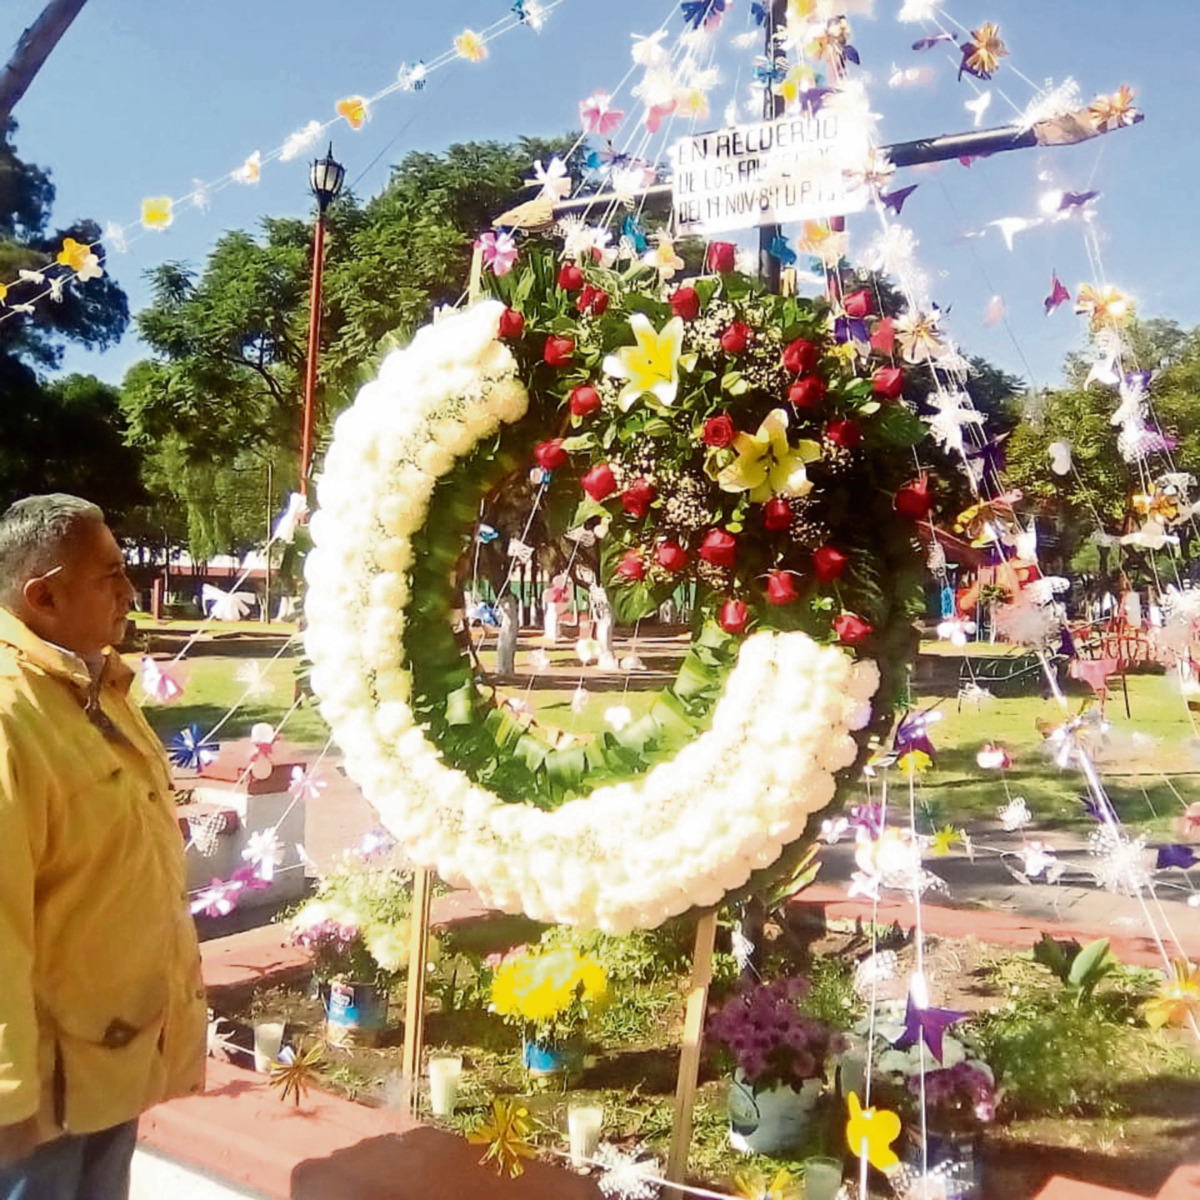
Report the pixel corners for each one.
[706,978,843,1155]
[488,943,608,1082]
[874,1030,994,1200]
[288,864,431,1047]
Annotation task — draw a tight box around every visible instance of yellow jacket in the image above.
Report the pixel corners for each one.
[0,608,206,1140]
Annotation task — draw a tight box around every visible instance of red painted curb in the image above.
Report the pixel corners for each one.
[1033,1179,1148,1200]
[1159,1165,1200,1200]
[794,884,1200,970]
[139,1060,416,1198]
[202,923,313,994]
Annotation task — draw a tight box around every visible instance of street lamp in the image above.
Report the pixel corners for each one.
[299,143,346,499]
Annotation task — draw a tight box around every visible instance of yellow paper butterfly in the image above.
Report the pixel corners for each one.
[141,196,174,230]
[336,96,368,130]
[455,29,487,62]
[846,1091,901,1172]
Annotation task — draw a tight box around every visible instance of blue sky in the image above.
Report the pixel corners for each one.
[3,0,1195,390]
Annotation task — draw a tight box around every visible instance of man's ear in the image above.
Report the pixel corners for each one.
[21,575,57,620]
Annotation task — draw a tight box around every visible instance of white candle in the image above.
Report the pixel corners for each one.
[567,1104,603,1169]
[427,1056,463,1117]
[803,1156,843,1200]
[252,1021,285,1074]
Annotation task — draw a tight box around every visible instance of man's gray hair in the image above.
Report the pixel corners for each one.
[0,494,105,607]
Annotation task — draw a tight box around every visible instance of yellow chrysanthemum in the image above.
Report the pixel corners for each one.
[898,749,932,777]
[578,958,608,1002]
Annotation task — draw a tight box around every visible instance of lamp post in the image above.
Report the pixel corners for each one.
[299,142,345,499]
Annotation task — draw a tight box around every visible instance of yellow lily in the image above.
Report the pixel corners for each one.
[718,408,821,503]
[603,313,685,410]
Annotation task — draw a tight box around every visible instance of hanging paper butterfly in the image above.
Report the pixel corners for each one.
[477,524,501,544]
[912,32,957,50]
[751,1,769,25]
[881,184,918,215]
[767,234,796,266]
[681,0,729,30]
[621,215,648,255]
[754,56,788,86]
[170,725,218,771]
[1044,272,1071,315]
[584,145,633,172]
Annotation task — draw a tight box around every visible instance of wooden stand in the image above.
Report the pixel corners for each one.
[399,866,434,1118]
[665,910,718,1197]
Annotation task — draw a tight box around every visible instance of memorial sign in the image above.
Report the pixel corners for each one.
[669,111,870,235]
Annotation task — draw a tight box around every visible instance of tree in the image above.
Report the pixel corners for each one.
[121,135,579,557]
[0,121,134,522]
[1006,317,1200,572]
[0,0,89,123]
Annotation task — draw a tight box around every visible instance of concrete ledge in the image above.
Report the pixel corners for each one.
[140,1061,603,1200]
[202,924,313,1000]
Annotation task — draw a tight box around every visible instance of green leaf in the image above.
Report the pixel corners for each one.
[872,404,927,447]
[444,682,478,727]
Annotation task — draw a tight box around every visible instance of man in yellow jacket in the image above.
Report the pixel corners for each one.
[0,495,206,1199]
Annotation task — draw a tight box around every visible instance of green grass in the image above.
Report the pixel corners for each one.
[905,668,1200,832]
[136,652,330,748]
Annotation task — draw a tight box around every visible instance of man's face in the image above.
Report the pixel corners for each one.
[26,521,135,657]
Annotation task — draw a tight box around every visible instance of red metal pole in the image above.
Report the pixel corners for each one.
[299,214,327,499]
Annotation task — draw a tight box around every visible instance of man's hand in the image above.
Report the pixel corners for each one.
[0,1116,39,1168]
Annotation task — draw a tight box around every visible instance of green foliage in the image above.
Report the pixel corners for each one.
[121,137,580,558]
[0,121,134,521]
[975,948,1194,1119]
[1031,934,1119,1006]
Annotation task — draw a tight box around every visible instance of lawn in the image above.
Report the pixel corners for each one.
[138,633,1200,833]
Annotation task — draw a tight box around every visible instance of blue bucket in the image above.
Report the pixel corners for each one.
[324,981,387,1048]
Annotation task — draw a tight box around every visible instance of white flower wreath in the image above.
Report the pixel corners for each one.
[305,301,879,932]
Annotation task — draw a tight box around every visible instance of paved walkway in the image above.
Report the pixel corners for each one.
[288,747,1199,955]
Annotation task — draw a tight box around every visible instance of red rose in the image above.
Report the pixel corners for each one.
[766,570,798,606]
[813,545,847,583]
[826,417,862,449]
[698,528,738,568]
[707,241,736,273]
[788,376,827,411]
[703,414,736,448]
[569,384,602,417]
[873,366,905,400]
[498,307,525,340]
[870,317,896,356]
[720,321,752,355]
[783,338,819,375]
[670,287,701,321]
[616,550,646,582]
[720,599,750,635]
[844,289,874,319]
[576,284,609,316]
[557,263,584,291]
[621,478,657,519]
[656,541,689,573]
[834,612,873,646]
[763,496,792,532]
[543,335,575,368]
[581,463,617,502]
[534,439,568,472]
[895,475,934,521]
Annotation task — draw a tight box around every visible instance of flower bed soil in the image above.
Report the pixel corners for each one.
[210,911,1200,1200]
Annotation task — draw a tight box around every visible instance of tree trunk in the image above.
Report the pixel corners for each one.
[0,0,89,123]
